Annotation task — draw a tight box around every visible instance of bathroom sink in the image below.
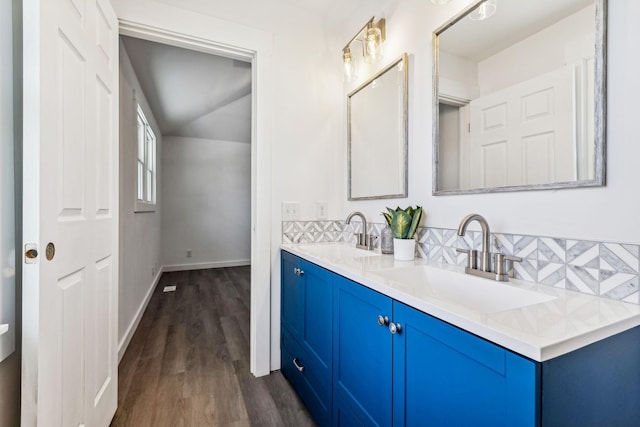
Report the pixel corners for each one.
[371,265,556,313]
[296,244,381,260]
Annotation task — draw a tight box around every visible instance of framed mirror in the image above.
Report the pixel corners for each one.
[348,53,409,200]
[433,0,606,195]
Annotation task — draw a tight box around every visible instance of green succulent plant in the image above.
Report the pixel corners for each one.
[382,206,423,239]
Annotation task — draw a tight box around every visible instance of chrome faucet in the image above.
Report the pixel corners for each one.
[457,213,491,272]
[456,213,521,282]
[346,211,376,250]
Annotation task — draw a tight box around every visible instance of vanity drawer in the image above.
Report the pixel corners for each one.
[281,328,331,426]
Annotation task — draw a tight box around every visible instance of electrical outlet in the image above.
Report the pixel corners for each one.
[316,202,328,220]
[186,250,192,258]
[282,201,301,220]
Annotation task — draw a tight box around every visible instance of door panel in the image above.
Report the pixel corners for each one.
[59,33,87,216]
[481,140,508,188]
[59,270,85,427]
[93,256,113,403]
[22,0,119,425]
[95,77,113,215]
[469,66,574,188]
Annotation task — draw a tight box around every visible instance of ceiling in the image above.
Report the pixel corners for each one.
[154,0,376,34]
[121,35,252,143]
[119,0,390,145]
[439,0,594,62]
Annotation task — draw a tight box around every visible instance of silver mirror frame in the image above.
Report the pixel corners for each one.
[432,0,607,196]
[348,53,409,201]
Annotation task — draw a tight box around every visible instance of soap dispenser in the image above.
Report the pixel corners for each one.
[381,223,394,254]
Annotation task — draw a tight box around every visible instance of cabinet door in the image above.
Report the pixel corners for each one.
[299,258,333,371]
[333,276,393,427]
[393,301,539,427]
[281,252,333,426]
[282,253,333,366]
[281,251,303,338]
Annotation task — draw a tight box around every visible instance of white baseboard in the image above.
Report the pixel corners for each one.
[117,267,163,362]
[163,259,250,272]
[117,260,250,363]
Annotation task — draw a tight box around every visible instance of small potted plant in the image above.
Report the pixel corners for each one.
[383,206,423,261]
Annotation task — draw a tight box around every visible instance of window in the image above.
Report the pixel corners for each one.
[135,104,156,211]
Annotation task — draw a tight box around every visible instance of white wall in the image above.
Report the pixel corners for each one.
[339,0,640,246]
[439,5,594,99]
[111,0,344,372]
[439,50,479,100]
[161,136,251,269]
[111,0,639,373]
[438,103,461,191]
[118,41,164,358]
[0,0,20,424]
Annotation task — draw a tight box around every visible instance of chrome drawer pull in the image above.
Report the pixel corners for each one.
[293,357,305,372]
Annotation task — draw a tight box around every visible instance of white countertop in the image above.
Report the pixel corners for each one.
[281,242,640,362]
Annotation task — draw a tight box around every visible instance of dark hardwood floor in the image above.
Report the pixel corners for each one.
[111,266,315,427]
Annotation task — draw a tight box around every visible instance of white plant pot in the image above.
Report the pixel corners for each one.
[393,238,415,261]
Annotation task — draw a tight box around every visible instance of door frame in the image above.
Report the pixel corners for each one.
[118,19,273,377]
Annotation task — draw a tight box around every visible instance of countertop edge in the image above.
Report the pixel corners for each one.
[281,244,640,362]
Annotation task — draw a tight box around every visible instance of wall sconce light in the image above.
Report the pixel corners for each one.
[468,0,497,21]
[342,17,386,82]
[343,48,357,82]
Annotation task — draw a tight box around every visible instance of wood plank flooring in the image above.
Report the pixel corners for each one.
[111,267,315,427]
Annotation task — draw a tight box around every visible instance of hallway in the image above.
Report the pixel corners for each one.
[111,267,314,426]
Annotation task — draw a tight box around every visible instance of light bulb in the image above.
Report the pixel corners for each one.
[468,0,497,21]
[343,49,357,83]
[364,27,383,64]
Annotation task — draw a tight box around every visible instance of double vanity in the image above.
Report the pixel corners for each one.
[280,242,640,426]
[297,0,617,423]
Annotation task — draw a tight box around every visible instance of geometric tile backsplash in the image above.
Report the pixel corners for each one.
[282,220,640,305]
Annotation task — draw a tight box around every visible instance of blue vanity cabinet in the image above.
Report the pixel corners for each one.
[392,301,539,427]
[331,274,538,427]
[282,250,640,427]
[333,275,394,426]
[280,251,333,427]
[539,324,640,427]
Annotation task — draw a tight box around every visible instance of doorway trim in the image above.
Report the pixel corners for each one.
[119,19,273,377]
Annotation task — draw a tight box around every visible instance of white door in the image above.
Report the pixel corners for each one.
[469,66,575,188]
[22,0,119,426]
